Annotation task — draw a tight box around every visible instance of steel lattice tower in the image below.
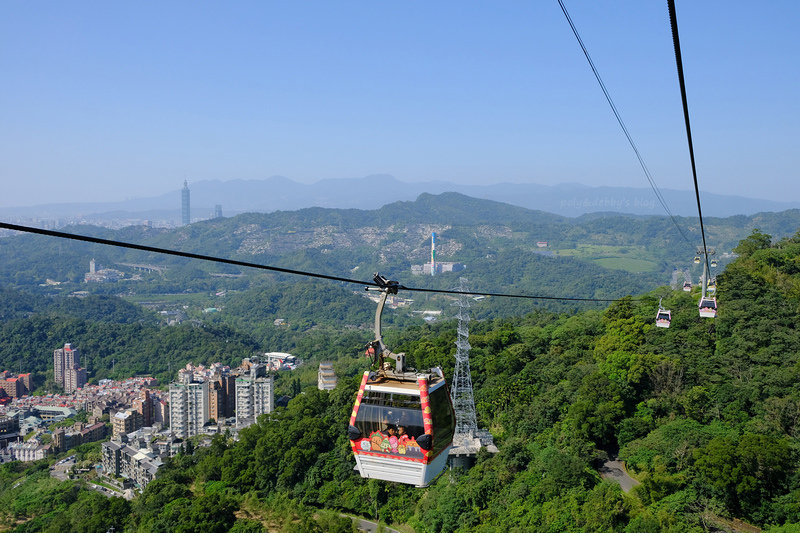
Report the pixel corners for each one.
[450,278,478,446]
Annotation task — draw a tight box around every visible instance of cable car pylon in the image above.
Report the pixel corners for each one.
[449,278,498,471]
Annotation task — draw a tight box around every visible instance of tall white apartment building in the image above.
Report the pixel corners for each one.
[235,363,273,428]
[168,381,208,439]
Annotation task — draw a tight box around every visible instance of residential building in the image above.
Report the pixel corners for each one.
[0,372,33,398]
[208,380,224,423]
[64,364,87,394]
[0,417,19,435]
[0,416,21,450]
[132,389,153,427]
[0,376,22,399]
[102,441,163,489]
[235,362,273,428]
[18,373,32,393]
[168,381,208,439]
[223,374,236,418]
[318,362,337,391]
[53,343,77,389]
[80,422,107,444]
[208,375,235,422]
[53,343,87,393]
[52,422,106,454]
[112,408,142,439]
[153,398,169,426]
[6,441,51,462]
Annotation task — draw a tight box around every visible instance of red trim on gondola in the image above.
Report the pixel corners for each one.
[418,377,435,459]
[350,371,369,426]
[350,371,371,456]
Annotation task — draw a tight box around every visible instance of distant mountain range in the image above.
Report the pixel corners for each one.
[4,175,800,221]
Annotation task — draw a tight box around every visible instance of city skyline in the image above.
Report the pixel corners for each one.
[2,2,798,208]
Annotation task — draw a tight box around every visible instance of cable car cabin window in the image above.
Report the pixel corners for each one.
[354,391,426,458]
[429,385,455,457]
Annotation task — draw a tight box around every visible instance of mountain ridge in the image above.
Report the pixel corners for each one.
[3,175,799,221]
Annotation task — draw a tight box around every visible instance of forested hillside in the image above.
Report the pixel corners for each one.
[0,282,381,388]
[4,195,800,320]
[3,229,800,532]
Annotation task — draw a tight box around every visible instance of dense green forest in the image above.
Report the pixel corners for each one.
[3,227,800,531]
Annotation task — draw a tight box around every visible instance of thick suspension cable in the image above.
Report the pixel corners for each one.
[667,0,711,275]
[558,0,694,248]
[0,222,628,303]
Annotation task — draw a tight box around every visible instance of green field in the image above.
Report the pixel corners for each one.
[557,244,659,273]
[592,257,658,272]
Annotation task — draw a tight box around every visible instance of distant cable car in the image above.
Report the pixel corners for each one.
[708,277,717,294]
[656,298,671,328]
[711,259,717,268]
[683,281,692,292]
[349,274,455,487]
[698,297,717,318]
[694,255,701,264]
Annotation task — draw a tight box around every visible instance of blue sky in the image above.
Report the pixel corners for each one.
[1,1,798,208]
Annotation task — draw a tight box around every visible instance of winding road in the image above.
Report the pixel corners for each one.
[599,456,640,493]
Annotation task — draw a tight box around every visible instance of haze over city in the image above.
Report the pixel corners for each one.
[2,1,798,209]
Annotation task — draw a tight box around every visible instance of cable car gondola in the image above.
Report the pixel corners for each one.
[708,277,717,294]
[693,255,701,264]
[683,281,691,292]
[656,298,671,328]
[348,274,455,487]
[698,296,717,318]
[711,259,717,268]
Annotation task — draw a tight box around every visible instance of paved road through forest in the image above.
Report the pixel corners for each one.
[599,456,640,493]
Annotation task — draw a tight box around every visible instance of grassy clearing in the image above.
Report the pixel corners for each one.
[593,258,658,272]
[557,245,659,273]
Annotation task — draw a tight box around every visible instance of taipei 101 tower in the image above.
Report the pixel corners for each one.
[181,180,190,226]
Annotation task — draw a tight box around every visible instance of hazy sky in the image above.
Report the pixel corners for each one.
[1,1,798,208]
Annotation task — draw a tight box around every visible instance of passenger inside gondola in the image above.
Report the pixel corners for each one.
[354,392,426,453]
